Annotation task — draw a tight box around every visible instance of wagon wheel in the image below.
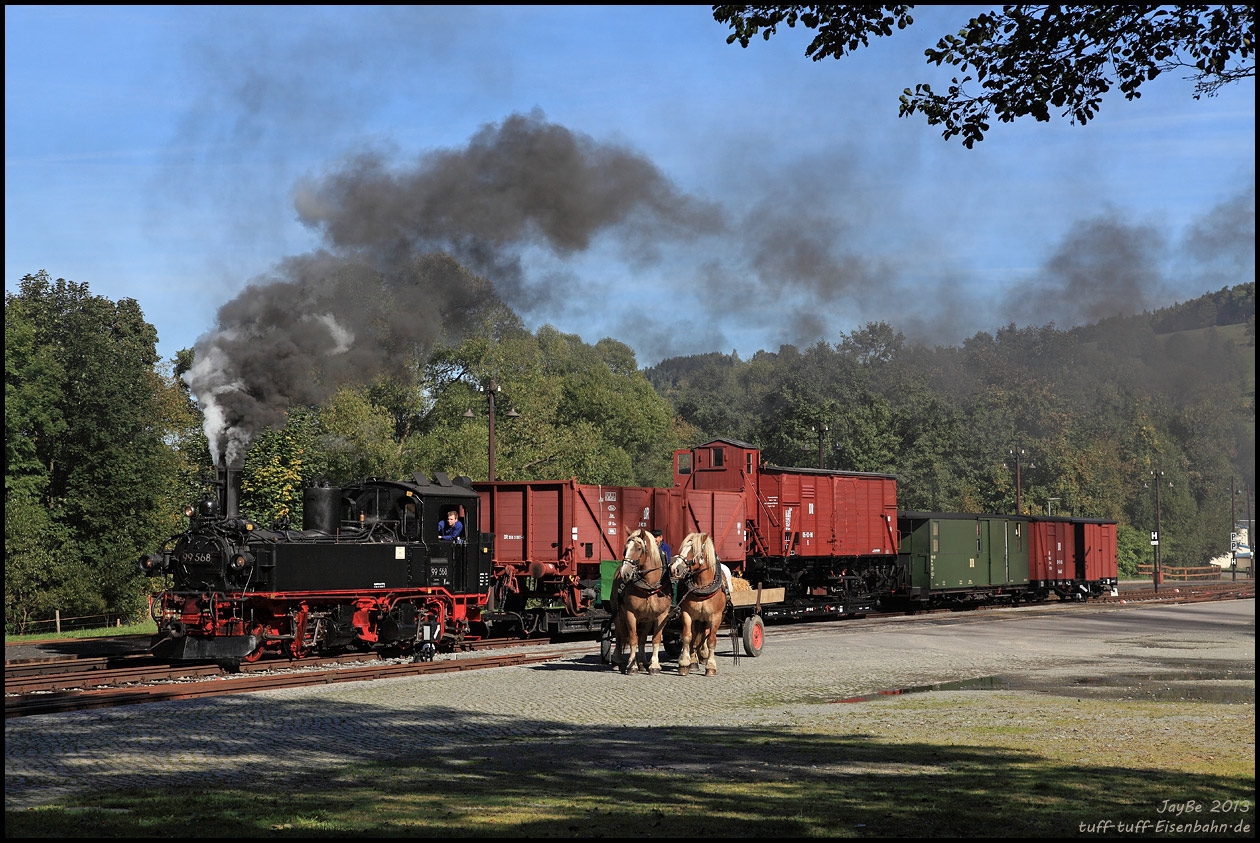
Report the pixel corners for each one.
[599,620,615,665]
[663,628,683,660]
[741,615,765,657]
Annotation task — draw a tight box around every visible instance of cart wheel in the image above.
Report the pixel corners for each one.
[599,620,615,665]
[663,630,683,660]
[741,614,764,657]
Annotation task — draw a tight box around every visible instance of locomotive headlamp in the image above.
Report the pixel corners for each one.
[185,505,195,518]
[229,552,254,571]
[138,553,166,574]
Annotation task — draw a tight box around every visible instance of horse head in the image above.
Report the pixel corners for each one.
[620,528,663,584]
[669,532,716,583]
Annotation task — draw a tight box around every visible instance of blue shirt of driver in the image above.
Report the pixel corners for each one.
[439,516,464,541]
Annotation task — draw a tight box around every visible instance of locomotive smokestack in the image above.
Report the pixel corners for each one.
[225,467,241,519]
[217,465,243,519]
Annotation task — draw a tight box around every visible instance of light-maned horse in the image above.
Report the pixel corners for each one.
[610,528,672,675]
[668,532,732,676]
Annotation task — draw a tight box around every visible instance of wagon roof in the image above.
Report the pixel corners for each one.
[763,463,898,480]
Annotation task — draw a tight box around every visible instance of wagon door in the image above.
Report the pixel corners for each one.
[680,489,746,565]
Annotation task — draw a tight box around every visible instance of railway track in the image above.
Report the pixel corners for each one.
[5,640,592,719]
[7,581,1251,719]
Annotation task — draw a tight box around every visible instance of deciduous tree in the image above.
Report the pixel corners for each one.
[5,272,181,625]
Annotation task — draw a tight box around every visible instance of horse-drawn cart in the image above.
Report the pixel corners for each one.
[598,581,785,664]
[722,585,785,657]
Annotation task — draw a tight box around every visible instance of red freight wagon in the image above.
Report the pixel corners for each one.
[475,479,671,636]
[753,467,899,560]
[1028,516,1074,586]
[1075,518,1120,598]
[672,438,895,618]
[1027,516,1119,601]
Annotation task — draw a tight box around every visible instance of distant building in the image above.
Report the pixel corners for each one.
[1210,524,1252,572]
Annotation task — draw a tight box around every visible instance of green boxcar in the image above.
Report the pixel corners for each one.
[897,512,1031,608]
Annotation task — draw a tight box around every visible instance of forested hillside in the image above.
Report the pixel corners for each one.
[646,284,1255,569]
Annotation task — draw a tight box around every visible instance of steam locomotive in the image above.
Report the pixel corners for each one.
[142,438,1118,665]
[142,469,492,664]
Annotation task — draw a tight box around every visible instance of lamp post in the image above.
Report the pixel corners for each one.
[1231,478,1240,581]
[1230,478,1254,581]
[1148,470,1168,592]
[813,424,828,470]
[1008,448,1033,514]
[1249,487,1255,581]
[463,379,518,482]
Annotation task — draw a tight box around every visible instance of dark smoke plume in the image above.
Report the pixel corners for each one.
[1002,213,1170,327]
[186,110,723,464]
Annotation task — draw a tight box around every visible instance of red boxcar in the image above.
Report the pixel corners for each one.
[672,439,896,616]
[673,439,898,566]
[1075,518,1119,598]
[1028,516,1075,586]
[1027,516,1119,600]
[475,479,672,635]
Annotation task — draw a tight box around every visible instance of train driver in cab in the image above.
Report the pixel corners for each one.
[438,509,465,542]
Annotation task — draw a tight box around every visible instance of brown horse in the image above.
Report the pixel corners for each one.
[610,528,672,675]
[668,531,731,676]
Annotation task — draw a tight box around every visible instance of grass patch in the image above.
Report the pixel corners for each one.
[5,620,156,644]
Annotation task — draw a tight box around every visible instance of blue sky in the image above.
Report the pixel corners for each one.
[6,5,1255,370]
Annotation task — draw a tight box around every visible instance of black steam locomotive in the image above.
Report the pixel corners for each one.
[141,467,492,665]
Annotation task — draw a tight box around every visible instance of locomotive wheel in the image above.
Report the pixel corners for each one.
[741,615,765,657]
[242,625,266,662]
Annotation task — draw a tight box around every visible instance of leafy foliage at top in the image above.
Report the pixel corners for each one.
[713,5,1255,146]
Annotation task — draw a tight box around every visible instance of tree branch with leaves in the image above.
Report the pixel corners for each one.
[713,5,1255,146]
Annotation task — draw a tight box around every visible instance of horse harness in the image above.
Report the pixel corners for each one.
[667,552,732,621]
[670,551,743,666]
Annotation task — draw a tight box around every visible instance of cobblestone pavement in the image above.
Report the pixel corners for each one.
[6,600,1254,810]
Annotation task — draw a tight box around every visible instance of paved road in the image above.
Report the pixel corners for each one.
[5,599,1254,811]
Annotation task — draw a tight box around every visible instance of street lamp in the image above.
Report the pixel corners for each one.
[463,379,519,482]
[813,424,828,470]
[1230,478,1254,581]
[1146,470,1170,592]
[1007,449,1034,514]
